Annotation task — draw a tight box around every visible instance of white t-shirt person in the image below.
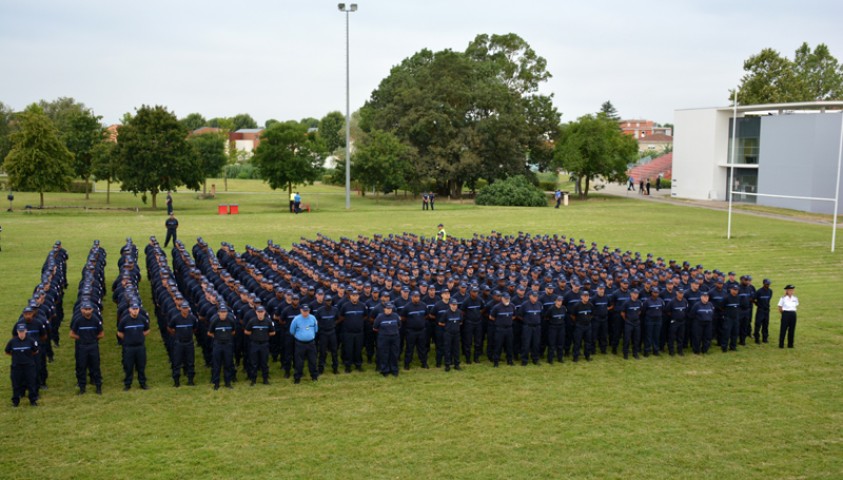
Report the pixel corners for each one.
[777,285,799,348]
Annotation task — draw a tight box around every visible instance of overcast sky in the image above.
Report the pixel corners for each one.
[2,0,842,126]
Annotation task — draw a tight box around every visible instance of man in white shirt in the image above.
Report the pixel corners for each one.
[777,284,799,348]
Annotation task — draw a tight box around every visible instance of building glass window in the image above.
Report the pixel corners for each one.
[728,117,761,164]
[726,167,758,204]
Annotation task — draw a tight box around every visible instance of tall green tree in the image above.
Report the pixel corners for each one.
[179,113,207,131]
[64,109,105,199]
[38,97,87,133]
[732,43,843,104]
[117,105,201,208]
[252,121,324,196]
[360,33,560,198]
[318,111,346,153]
[265,118,280,129]
[353,129,415,197]
[0,102,15,167]
[3,104,74,208]
[553,113,638,198]
[91,140,119,204]
[299,117,320,129]
[600,101,620,121]
[189,132,228,195]
[231,113,258,130]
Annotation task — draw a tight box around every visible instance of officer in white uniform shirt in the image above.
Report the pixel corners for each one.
[777,284,799,348]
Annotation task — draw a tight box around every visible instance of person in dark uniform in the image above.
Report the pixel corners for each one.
[208,304,236,389]
[571,290,594,362]
[620,289,642,360]
[338,290,367,373]
[489,293,516,367]
[290,304,318,383]
[440,299,463,371]
[591,284,610,355]
[116,303,150,390]
[422,192,429,211]
[164,213,179,248]
[316,296,340,374]
[665,289,688,356]
[13,307,47,396]
[642,287,665,356]
[373,302,401,376]
[166,191,173,215]
[429,192,435,210]
[461,286,484,364]
[70,302,104,394]
[721,284,740,352]
[518,291,543,365]
[402,291,429,370]
[777,284,799,349]
[6,324,39,406]
[738,276,755,345]
[691,292,715,354]
[245,305,276,385]
[753,279,773,344]
[545,296,566,364]
[167,301,197,387]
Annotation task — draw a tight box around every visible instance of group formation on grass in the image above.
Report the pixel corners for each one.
[8,231,781,403]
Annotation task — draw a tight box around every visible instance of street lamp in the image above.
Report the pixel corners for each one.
[338,3,358,210]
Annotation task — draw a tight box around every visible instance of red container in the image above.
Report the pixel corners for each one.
[218,204,229,215]
[229,204,239,215]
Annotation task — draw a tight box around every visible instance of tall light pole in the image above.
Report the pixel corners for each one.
[338,3,357,210]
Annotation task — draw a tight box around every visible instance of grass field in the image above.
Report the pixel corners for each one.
[1,180,842,479]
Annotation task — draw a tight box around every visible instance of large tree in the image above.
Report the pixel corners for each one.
[318,111,346,154]
[732,42,843,104]
[0,102,14,166]
[64,109,105,199]
[553,113,638,198]
[600,101,620,121]
[231,113,258,130]
[353,129,416,196]
[189,131,228,195]
[359,33,561,198]
[3,104,74,208]
[252,121,325,196]
[116,105,201,208]
[179,112,207,131]
[91,140,119,204]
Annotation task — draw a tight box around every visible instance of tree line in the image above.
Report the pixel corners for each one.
[2,37,841,206]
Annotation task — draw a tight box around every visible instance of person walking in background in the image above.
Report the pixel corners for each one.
[166,191,173,215]
[554,190,562,208]
[628,176,635,191]
[639,179,644,195]
[645,178,651,195]
[429,192,435,210]
[656,175,661,191]
[164,213,178,248]
[422,192,430,210]
[777,284,799,348]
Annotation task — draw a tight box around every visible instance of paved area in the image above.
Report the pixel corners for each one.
[596,181,841,228]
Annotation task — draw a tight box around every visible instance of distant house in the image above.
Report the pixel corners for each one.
[620,119,655,139]
[105,124,120,143]
[191,127,223,137]
[637,132,673,153]
[229,128,264,157]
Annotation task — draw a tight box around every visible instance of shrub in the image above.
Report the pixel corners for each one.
[538,180,557,191]
[475,175,548,207]
[658,179,672,189]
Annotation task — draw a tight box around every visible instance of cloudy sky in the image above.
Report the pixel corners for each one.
[2,0,841,126]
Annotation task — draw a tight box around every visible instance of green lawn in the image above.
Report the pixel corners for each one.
[1,180,841,479]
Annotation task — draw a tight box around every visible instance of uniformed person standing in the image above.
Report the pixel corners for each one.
[70,302,104,394]
[518,291,543,365]
[164,213,179,248]
[316,296,340,374]
[208,304,236,389]
[289,304,318,383]
[591,284,610,355]
[245,305,276,385]
[620,289,643,360]
[167,301,197,387]
[642,288,665,357]
[753,279,773,344]
[461,286,485,364]
[440,299,463,371]
[721,285,741,352]
[373,302,401,376]
[489,293,516,367]
[116,303,150,390]
[571,291,594,362]
[402,292,430,369]
[338,291,367,373]
[777,284,799,349]
[665,289,689,356]
[436,223,447,243]
[6,324,39,406]
[691,292,715,354]
[545,296,566,364]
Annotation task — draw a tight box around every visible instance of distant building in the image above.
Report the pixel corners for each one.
[191,127,223,136]
[105,124,120,143]
[637,132,673,153]
[229,128,264,157]
[620,119,655,139]
[672,101,843,214]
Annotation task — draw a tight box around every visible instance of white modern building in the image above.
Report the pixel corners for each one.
[672,101,843,214]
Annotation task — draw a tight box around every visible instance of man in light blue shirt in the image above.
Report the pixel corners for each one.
[290,304,318,383]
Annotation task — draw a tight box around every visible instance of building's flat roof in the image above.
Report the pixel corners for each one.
[677,100,843,113]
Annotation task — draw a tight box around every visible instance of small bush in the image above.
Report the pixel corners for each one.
[475,175,548,207]
[67,180,91,193]
[225,163,261,180]
[658,179,672,189]
[538,180,557,191]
